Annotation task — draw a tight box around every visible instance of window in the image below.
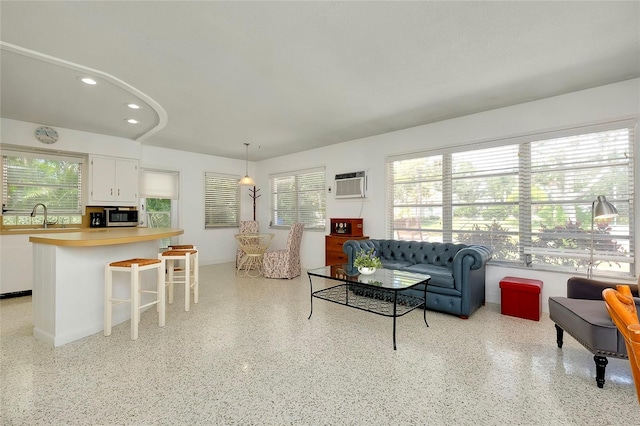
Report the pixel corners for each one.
[2,151,83,226]
[269,167,325,230]
[140,168,179,248]
[204,172,240,228]
[387,121,635,277]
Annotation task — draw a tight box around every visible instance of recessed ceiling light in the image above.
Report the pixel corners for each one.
[126,103,141,110]
[126,119,139,124]
[79,77,98,85]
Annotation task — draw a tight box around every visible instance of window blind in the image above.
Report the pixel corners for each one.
[140,169,179,199]
[204,172,240,228]
[387,120,636,277]
[2,153,83,214]
[524,126,634,274]
[269,167,325,229]
[388,155,444,242]
[451,144,520,260]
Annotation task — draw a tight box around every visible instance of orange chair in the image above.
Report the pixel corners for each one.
[602,285,640,404]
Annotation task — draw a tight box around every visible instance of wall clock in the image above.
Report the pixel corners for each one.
[35,126,59,144]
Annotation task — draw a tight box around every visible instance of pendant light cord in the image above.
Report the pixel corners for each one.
[244,143,250,176]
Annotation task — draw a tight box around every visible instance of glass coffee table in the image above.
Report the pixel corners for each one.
[307,265,430,350]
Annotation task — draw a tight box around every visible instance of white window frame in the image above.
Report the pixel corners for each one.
[269,166,326,230]
[2,149,84,226]
[386,119,636,278]
[140,168,180,248]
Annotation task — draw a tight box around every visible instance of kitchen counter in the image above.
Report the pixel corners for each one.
[28,227,182,246]
[30,227,183,347]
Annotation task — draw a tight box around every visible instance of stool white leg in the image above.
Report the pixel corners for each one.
[104,263,112,336]
[158,259,166,327]
[131,263,140,340]
[167,259,174,305]
[193,251,199,304]
[184,252,191,312]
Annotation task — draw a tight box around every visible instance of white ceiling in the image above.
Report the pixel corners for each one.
[1,1,639,161]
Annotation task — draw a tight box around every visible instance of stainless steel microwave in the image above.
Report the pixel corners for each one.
[104,208,139,227]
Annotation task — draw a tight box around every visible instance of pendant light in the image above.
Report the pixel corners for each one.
[238,143,255,186]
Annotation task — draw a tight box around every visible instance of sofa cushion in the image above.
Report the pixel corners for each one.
[380,260,412,270]
[401,264,455,289]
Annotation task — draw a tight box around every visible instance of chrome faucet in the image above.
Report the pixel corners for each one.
[31,203,57,228]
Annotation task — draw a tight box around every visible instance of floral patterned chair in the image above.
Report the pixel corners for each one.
[236,220,259,268]
[263,223,304,279]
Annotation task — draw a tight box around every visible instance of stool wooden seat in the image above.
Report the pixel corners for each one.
[169,245,195,250]
[104,258,165,340]
[159,248,199,311]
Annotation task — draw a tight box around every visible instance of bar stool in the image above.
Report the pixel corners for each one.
[166,245,198,301]
[168,245,197,272]
[104,258,165,340]
[159,248,199,311]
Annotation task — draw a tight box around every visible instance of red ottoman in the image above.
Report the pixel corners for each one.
[500,276,543,321]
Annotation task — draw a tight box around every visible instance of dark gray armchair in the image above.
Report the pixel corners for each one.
[548,277,639,388]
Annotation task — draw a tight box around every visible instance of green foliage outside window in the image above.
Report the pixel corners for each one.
[2,154,82,226]
[389,124,634,275]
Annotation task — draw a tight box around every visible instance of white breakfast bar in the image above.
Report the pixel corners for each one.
[29,227,183,347]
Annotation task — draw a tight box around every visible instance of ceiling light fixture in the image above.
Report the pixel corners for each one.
[238,143,255,186]
[79,77,98,85]
[126,118,139,124]
[126,103,141,109]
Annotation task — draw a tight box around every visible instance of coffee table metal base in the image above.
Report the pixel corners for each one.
[308,280,428,350]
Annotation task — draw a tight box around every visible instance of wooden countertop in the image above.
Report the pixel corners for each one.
[28,227,183,247]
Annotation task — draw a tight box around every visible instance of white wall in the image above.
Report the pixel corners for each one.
[0,119,144,294]
[0,118,253,271]
[140,145,253,265]
[0,118,141,158]
[2,79,638,308]
[255,78,640,312]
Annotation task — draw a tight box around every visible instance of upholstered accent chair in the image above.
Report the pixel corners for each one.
[603,285,640,404]
[236,220,259,268]
[263,223,304,279]
[549,277,639,388]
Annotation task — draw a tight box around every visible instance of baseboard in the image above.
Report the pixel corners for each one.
[0,290,32,299]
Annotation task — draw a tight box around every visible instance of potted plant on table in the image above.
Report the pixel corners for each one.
[353,248,383,275]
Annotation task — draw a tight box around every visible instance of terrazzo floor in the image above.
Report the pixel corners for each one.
[1,262,639,425]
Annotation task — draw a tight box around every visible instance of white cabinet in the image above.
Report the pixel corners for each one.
[0,235,32,294]
[88,155,139,206]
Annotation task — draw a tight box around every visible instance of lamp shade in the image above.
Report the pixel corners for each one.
[238,142,255,186]
[238,175,255,186]
[593,195,618,219]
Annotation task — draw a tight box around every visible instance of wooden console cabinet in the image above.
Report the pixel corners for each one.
[325,235,369,266]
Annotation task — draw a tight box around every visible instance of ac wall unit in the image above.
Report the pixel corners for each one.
[335,171,366,199]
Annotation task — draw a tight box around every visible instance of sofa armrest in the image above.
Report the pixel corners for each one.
[567,277,639,300]
[451,245,492,291]
[454,245,492,270]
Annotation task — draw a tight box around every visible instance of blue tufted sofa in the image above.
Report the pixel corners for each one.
[342,239,492,318]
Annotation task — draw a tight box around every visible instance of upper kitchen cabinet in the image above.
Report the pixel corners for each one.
[87,155,139,206]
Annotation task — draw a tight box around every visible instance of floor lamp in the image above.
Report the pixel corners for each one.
[588,195,619,278]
